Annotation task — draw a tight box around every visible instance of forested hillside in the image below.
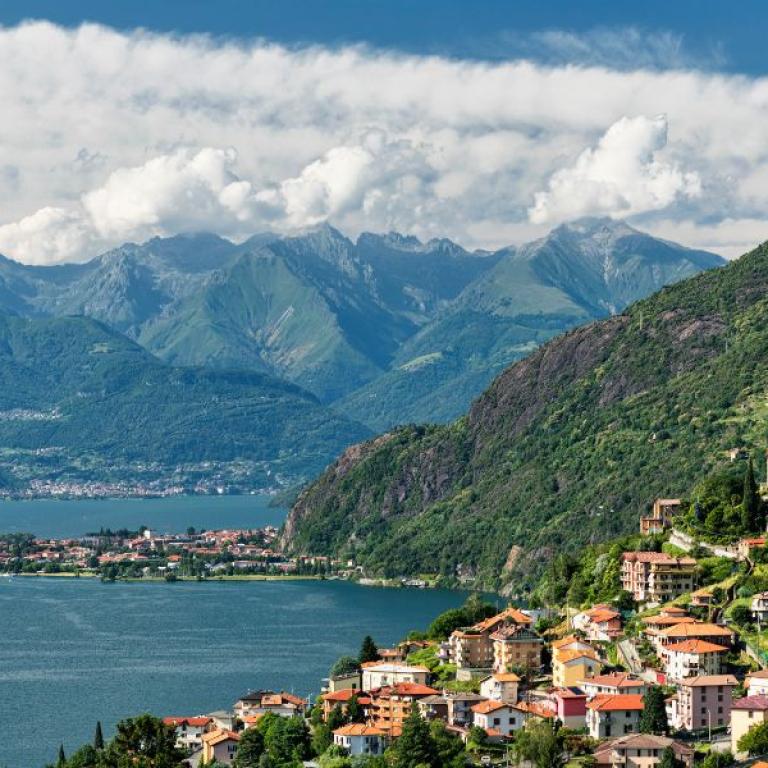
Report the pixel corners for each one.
[0,313,370,492]
[281,239,768,593]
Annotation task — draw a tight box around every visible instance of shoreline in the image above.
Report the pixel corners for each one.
[6,572,325,583]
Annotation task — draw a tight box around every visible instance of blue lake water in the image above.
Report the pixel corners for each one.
[0,577,477,768]
[0,494,287,538]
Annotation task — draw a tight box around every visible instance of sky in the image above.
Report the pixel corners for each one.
[0,1,766,263]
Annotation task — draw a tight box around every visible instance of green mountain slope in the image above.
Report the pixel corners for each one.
[0,313,370,491]
[340,219,724,429]
[280,238,768,593]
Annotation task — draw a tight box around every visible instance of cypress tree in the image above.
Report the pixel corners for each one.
[391,710,437,768]
[742,458,761,533]
[57,744,66,767]
[359,635,380,664]
[639,686,668,735]
[94,721,104,750]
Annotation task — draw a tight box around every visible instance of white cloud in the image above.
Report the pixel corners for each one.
[529,115,701,224]
[0,21,766,262]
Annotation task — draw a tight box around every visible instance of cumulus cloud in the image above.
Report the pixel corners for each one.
[0,21,766,262]
[529,115,701,224]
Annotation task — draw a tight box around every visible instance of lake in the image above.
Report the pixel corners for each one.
[0,577,480,768]
[0,494,287,538]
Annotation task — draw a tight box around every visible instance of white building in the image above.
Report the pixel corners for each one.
[663,640,727,682]
[471,700,525,737]
[479,672,520,704]
[586,694,644,740]
[361,662,430,691]
[162,717,214,750]
[333,724,387,756]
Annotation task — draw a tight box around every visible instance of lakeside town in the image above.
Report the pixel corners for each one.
[40,464,768,768]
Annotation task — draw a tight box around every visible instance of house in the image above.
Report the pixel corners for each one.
[573,606,623,642]
[746,670,768,696]
[449,607,533,679]
[162,717,214,751]
[666,675,737,731]
[321,689,371,721]
[491,625,544,674]
[640,499,683,536]
[654,622,734,653]
[586,694,645,740]
[643,607,696,635]
[731,695,768,756]
[739,537,767,560]
[471,700,524,737]
[201,729,240,765]
[333,723,387,756]
[553,648,602,688]
[621,552,697,604]
[751,592,768,622]
[207,711,236,732]
[361,662,430,691]
[367,682,439,736]
[234,690,306,719]
[418,691,487,727]
[663,639,728,681]
[690,588,716,608]
[579,673,647,699]
[593,734,694,768]
[548,687,588,729]
[325,671,362,693]
[480,672,520,704]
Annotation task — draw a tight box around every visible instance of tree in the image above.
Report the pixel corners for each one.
[731,604,754,627]
[429,721,465,768]
[738,720,768,755]
[93,721,104,751]
[103,713,185,767]
[234,727,265,768]
[658,746,681,768]
[329,655,360,679]
[390,710,437,768]
[57,744,66,767]
[639,686,668,735]
[702,751,735,768]
[742,458,762,532]
[359,636,380,664]
[515,720,565,768]
[311,723,333,757]
[64,745,99,768]
[346,694,365,724]
[327,705,346,731]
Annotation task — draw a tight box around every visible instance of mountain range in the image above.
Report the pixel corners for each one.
[0,312,370,493]
[0,218,722,433]
[280,237,768,593]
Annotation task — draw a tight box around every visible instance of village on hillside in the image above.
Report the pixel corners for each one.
[37,456,768,768]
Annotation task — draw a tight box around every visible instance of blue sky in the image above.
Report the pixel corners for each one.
[0,2,765,263]
[0,0,762,73]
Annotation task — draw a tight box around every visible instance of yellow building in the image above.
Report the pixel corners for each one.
[553,648,602,688]
[731,695,768,756]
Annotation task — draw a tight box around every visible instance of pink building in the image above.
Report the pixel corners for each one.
[548,687,588,729]
[667,675,737,732]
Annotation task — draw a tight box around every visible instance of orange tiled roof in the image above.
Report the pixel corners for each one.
[492,672,521,682]
[472,700,508,714]
[552,635,584,649]
[473,607,532,632]
[582,673,644,689]
[372,683,439,697]
[202,729,240,746]
[163,716,212,728]
[665,639,729,654]
[322,689,368,702]
[587,694,644,712]
[661,623,732,639]
[333,723,386,736]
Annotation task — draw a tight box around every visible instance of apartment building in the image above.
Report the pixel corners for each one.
[621,552,697,603]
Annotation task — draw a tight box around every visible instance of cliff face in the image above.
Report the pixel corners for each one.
[282,242,768,591]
